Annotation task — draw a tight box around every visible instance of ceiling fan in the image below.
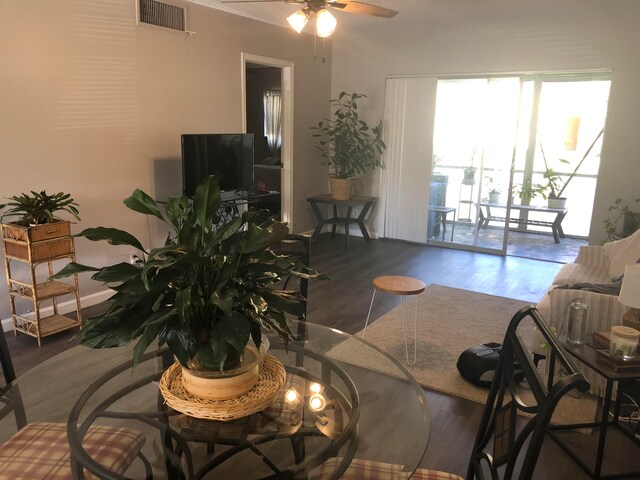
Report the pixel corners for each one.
[221,0,398,37]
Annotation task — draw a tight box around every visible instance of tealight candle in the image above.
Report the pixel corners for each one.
[285,388,300,404]
[309,393,327,412]
[610,326,640,361]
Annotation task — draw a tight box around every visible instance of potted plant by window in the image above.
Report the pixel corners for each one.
[604,198,640,240]
[540,128,604,209]
[51,175,325,405]
[0,191,81,258]
[311,92,386,200]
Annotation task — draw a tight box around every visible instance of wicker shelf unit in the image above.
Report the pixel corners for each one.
[2,221,82,346]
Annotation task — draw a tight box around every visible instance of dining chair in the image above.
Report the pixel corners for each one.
[0,324,16,386]
[0,327,149,480]
[272,233,312,319]
[318,306,590,480]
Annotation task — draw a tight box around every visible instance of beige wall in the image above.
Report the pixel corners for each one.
[0,0,331,321]
[331,1,640,245]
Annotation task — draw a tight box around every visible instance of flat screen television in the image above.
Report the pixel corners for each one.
[181,133,254,197]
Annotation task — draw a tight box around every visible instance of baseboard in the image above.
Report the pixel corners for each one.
[301,226,378,240]
[1,289,112,333]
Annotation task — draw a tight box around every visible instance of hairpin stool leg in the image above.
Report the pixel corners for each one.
[401,296,418,365]
[362,289,377,338]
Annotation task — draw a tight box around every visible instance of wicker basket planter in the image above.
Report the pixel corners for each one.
[2,221,73,262]
[330,177,353,201]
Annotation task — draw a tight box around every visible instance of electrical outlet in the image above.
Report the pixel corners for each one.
[129,253,144,267]
[352,207,360,218]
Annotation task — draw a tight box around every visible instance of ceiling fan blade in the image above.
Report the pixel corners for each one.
[221,0,300,4]
[333,0,398,18]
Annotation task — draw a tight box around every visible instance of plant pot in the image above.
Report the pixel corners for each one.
[330,177,353,201]
[488,192,501,204]
[181,337,269,401]
[547,197,567,209]
[462,167,476,185]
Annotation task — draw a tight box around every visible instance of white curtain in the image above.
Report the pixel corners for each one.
[378,77,438,243]
[263,90,281,155]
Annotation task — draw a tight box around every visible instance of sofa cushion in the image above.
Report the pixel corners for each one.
[603,229,640,279]
[553,263,610,286]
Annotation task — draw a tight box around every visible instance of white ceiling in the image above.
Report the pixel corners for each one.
[188,0,489,34]
[188,0,586,38]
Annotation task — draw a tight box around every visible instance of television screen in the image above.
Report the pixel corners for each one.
[181,133,254,197]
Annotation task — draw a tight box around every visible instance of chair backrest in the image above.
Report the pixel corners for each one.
[0,326,16,386]
[271,234,311,321]
[467,306,589,480]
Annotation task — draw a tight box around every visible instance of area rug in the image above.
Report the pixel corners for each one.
[326,284,598,426]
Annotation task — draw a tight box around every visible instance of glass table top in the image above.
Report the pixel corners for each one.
[1,320,430,479]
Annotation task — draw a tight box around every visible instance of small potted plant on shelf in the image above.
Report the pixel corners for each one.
[311,92,386,200]
[0,191,81,259]
[51,175,325,406]
[604,198,640,240]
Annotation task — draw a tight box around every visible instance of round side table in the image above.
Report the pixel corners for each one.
[363,276,426,365]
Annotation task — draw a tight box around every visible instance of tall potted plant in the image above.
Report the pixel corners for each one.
[51,176,324,403]
[311,92,386,200]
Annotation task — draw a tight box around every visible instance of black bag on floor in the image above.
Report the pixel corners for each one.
[456,343,504,388]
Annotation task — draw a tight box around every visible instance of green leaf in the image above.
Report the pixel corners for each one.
[124,189,164,221]
[210,290,239,317]
[163,329,191,367]
[92,262,142,283]
[132,322,164,369]
[48,262,99,280]
[193,176,222,229]
[219,312,251,356]
[78,227,146,253]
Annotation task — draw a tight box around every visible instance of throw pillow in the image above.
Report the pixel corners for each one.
[603,229,640,279]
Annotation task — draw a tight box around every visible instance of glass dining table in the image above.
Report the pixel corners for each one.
[0,320,430,479]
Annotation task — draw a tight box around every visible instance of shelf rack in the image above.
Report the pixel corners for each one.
[2,221,82,346]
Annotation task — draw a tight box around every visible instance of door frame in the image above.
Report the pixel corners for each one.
[241,53,294,226]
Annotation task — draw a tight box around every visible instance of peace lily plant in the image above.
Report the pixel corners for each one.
[52,176,324,373]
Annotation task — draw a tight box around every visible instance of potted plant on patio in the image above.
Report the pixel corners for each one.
[512,180,546,204]
[540,128,604,209]
[311,92,386,200]
[51,175,325,403]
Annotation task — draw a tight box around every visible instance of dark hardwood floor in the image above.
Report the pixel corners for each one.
[6,234,635,479]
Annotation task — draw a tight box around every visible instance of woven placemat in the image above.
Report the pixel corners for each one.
[159,354,286,421]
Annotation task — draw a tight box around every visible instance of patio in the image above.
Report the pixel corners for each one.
[431,221,587,263]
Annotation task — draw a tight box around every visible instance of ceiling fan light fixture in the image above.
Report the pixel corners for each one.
[287,8,309,34]
[315,8,336,38]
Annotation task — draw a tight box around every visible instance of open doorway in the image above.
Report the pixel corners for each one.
[242,54,294,226]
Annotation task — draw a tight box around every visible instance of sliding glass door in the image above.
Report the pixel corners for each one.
[427,74,610,258]
[428,76,523,253]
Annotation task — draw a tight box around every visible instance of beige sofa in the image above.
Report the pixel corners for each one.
[534,229,640,394]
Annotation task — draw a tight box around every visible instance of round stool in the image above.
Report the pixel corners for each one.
[362,276,426,365]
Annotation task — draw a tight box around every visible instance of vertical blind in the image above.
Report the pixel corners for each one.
[378,77,438,243]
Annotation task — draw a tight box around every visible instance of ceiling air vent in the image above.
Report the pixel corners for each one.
[138,0,186,32]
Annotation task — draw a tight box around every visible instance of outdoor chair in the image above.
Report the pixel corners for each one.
[319,306,590,480]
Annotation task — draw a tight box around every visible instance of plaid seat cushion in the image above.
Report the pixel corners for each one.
[318,457,464,480]
[0,422,145,480]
